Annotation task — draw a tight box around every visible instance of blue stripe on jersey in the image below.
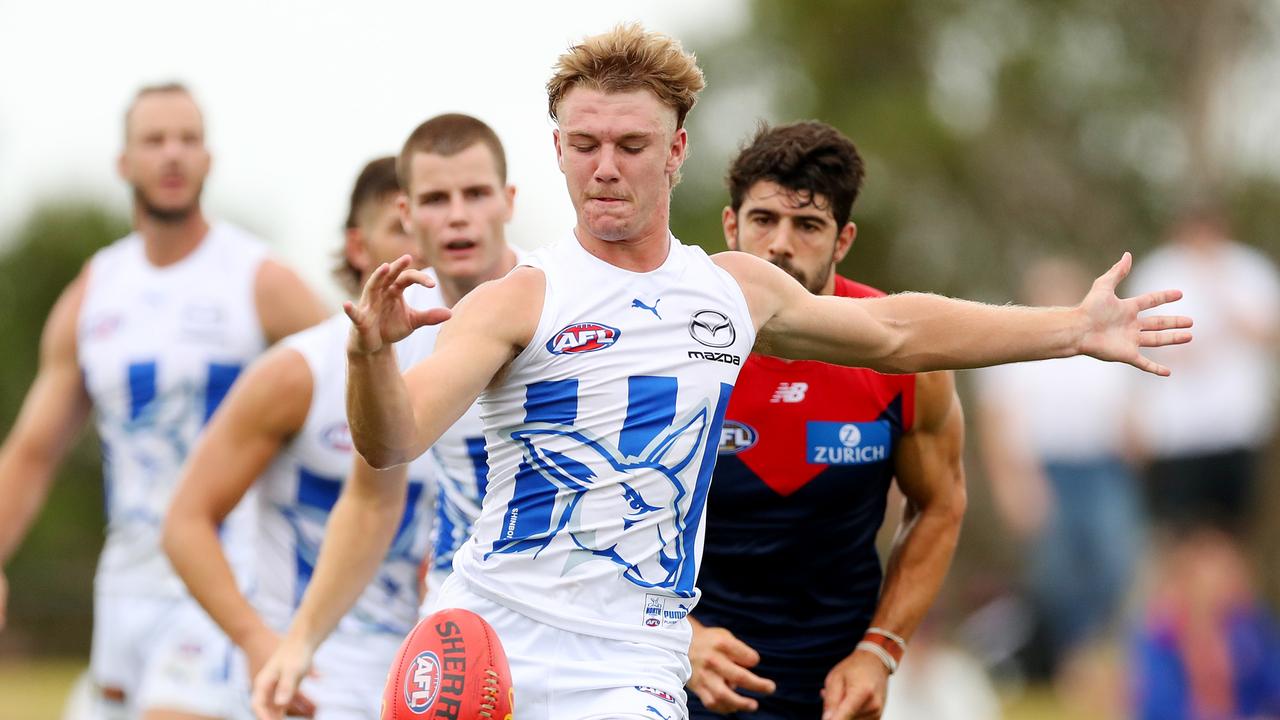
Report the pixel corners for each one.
[465,436,490,498]
[524,380,578,424]
[620,376,679,457]
[394,482,424,540]
[676,381,733,596]
[292,469,342,603]
[433,500,459,571]
[204,363,242,423]
[498,460,562,549]
[127,361,157,420]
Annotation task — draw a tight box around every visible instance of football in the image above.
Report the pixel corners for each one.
[382,607,514,719]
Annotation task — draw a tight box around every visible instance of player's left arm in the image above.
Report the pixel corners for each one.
[254,258,331,344]
[821,370,966,720]
[718,251,1191,376]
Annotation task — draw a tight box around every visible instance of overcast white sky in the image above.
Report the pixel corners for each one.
[0,0,745,300]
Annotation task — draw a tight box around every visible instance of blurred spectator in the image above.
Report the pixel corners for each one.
[1127,207,1280,535]
[1132,528,1280,720]
[976,257,1142,678]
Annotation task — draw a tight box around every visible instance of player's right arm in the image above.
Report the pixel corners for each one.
[0,270,92,630]
[162,346,312,683]
[252,455,409,720]
[344,256,540,469]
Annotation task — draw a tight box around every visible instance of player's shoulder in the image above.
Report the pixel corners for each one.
[834,275,886,299]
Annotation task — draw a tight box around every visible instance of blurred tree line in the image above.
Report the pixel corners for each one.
[0,205,125,656]
[670,0,1280,605]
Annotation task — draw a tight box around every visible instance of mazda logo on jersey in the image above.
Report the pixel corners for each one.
[689,309,735,348]
[807,420,891,465]
[718,420,758,455]
[547,322,621,355]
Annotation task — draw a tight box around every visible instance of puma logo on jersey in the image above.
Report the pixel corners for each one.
[771,382,809,403]
[631,297,662,320]
[546,322,621,355]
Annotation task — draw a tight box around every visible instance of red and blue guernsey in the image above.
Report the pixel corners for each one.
[695,275,916,706]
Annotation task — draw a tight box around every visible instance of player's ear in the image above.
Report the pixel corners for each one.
[346,227,371,275]
[503,185,516,222]
[834,221,856,263]
[722,207,740,251]
[553,129,564,171]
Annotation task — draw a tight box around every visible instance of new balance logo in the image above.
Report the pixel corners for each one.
[770,382,808,403]
[632,297,662,320]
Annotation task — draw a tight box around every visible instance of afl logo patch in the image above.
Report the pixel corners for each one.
[404,650,441,713]
[635,685,678,704]
[320,423,353,452]
[547,322,621,355]
[718,421,758,455]
[689,309,735,348]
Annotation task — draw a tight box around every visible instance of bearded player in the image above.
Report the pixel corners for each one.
[0,83,327,719]
[687,121,964,720]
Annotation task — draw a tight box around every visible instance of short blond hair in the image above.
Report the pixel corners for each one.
[547,24,705,129]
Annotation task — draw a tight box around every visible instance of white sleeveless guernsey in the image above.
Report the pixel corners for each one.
[255,313,437,638]
[77,223,268,598]
[450,234,755,652]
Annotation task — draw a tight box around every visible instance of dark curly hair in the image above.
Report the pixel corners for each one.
[727,121,865,228]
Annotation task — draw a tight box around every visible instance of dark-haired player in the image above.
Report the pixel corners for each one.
[688,121,965,720]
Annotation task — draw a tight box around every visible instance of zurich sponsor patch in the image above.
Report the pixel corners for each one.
[547,322,621,355]
[404,650,441,713]
[718,420,758,455]
[807,420,891,465]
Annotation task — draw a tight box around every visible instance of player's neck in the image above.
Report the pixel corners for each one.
[573,221,671,273]
[819,271,837,296]
[135,209,211,267]
[438,246,519,309]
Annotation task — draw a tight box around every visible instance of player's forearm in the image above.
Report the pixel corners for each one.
[863,294,1088,374]
[346,347,416,468]
[287,470,407,648]
[0,445,60,565]
[866,493,965,641]
[163,513,269,647]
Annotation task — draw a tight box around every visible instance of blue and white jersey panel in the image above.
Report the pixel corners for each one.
[452,234,755,652]
[78,223,268,597]
[254,313,436,639]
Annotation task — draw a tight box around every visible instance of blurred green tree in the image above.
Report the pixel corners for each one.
[0,203,127,657]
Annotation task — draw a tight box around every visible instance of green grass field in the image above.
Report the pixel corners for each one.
[0,659,84,720]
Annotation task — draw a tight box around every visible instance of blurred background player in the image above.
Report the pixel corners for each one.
[251,113,519,719]
[0,83,327,719]
[1126,205,1280,537]
[323,24,1188,720]
[1132,527,1280,719]
[687,121,966,719]
[977,256,1142,690]
[163,156,438,719]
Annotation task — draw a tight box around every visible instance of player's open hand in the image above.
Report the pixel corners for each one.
[251,631,318,720]
[344,254,452,355]
[688,622,776,713]
[1078,252,1192,376]
[821,650,890,720]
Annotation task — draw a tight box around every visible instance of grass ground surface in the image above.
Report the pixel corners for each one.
[0,658,1097,720]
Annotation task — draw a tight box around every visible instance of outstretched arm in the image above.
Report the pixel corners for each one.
[0,271,92,630]
[252,455,408,720]
[163,346,312,698]
[345,257,540,468]
[822,370,966,719]
[719,252,1192,375]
